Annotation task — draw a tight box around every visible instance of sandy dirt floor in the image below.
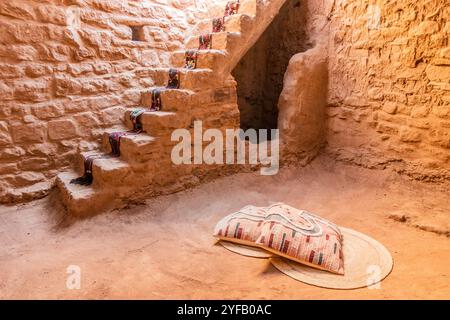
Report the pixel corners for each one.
[0,155,449,299]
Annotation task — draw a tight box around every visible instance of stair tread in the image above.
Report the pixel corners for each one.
[151,67,214,73]
[139,87,195,94]
[79,151,130,172]
[101,126,156,144]
[102,125,129,134]
[173,49,227,55]
[57,171,98,200]
[198,13,253,26]
[187,31,241,40]
[141,111,176,117]
[124,109,176,117]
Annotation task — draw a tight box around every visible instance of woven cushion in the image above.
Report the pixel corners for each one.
[255,203,344,274]
[213,205,266,247]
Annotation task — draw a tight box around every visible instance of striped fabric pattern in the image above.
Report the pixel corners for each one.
[213,203,344,275]
[256,204,344,274]
[214,205,266,245]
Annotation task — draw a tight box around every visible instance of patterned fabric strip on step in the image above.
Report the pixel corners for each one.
[185,50,198,69]
[199,34,212,50]
[167,68,180,89]
[130,108,145,131]
[224,0,240,17]
[109,131,140,157]
[151,88,163,111]
[212,17,225,33]
[70,154,111,186]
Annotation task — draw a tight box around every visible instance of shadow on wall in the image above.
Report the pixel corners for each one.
[231,0,312,133]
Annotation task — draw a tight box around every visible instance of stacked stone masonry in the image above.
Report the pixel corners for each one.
[325,0,450,181]
[0,0,289,214]
[0,0,244,204]
[1,0,449,212]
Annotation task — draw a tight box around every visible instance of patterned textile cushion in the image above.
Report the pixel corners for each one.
[213,205,266,247]
[213,203,344,274]
[255,203,344,274]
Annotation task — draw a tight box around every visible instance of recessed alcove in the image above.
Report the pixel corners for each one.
[232,0,310,133]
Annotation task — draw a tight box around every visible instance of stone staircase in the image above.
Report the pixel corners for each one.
[56,0,287,216]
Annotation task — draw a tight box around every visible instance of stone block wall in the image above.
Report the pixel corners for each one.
[0,0,228,202]
[324,0,450,181]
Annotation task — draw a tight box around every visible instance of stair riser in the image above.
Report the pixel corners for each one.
[55,174,115,217]
[170,51,228,71]
[141,114,192,137]
[190,86,237,111]
[74,153,132,189]
[91,160,131,188]
[140,89,193,112]
[100,132,163,162]
[240,0,258,16]
[193,13,253,35]
[138,69,221,90]
[185,33,233,51]
[123,112,191,137]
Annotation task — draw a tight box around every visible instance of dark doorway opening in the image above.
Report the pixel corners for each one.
[232,0,310,135]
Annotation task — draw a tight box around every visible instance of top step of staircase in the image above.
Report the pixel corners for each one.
[191,13,254,37]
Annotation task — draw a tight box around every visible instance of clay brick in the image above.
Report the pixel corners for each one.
[101,106,126,125]
[11,123,46,143]
[382,101,398,114]
[444,22,450,34]
[38,43,72,62]
[14,79,50,102]
[429,129,450,149]
[0,164,18,175]
[9,44,39,61]
[438,47,450,59]
[376,123,399,135]
[31,103,65,120]
[73,112,101,131]
[48,119,78,141]
[36,5,67,26]
[0,2,35,20]
[408,119,431,130]
[432,105,450,119]
[68,63,94,77]
[0,146,25,159]
[0,121,12,146]
[410,105,431,118]
[92,62,112,75]
[400,128,422,143]
[19,157,50,171]
[368,87,384,101]
[426,65,450,82]
[10,23,49,43]
[14,172,46,186]
[0,64,23,79]
[25,63,52,78]
[0,81,13,100]
[27,143,57,157]
[410,21,439,36]
[55,75,82,96]
[81,79,111,95]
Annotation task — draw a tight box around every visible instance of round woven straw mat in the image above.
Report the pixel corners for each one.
[270,227,393,289]
[219,240,273,259]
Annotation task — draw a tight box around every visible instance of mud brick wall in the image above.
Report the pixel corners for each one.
[0,0,228,202]
[325,0,450,181]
